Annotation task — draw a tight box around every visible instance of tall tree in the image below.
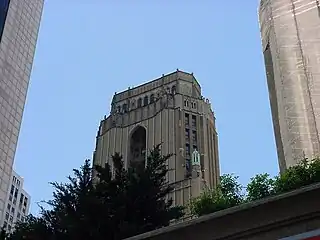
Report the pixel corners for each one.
[8,145,184,240]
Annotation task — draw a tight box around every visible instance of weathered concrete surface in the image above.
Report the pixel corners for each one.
[125,183,320,240]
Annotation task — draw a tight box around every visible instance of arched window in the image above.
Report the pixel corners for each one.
[171,85,176,94]
[129,126,146,168]
[137,98,142,107]
[122,103,128,113]
[143,96,149,106]
[150,94,155,103]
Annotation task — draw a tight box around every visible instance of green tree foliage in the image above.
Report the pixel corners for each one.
[6,145,184,240]
[246,173,275,201]
[274,158,320,193]
[191,158,320,217]
[190,174,244,217]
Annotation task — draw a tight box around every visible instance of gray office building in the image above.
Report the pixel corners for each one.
[0,0,43,220]
[259,0,320,172]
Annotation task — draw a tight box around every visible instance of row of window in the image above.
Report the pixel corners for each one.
[12,175,21,187]
[184,100,197,109]
[9,184,28,207]
[7,202,26,215]
[185,113,197,128]
[115,85,177,114]
[185,129,197,142]
[184,113,198,178]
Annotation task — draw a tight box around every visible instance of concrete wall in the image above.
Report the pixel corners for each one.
[259,0,320,171]
[125,183,320,240]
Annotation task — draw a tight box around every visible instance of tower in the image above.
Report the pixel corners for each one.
[0,0,44,219]
[259,0,320,172]
[93,70,220,214]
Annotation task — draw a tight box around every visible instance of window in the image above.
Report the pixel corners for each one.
[20,193,24,203]
[150,94,155,103]
[131,101,135,108]
[185,129,190,141]
[17,180,20,186]
[192,130,197,143]
[14,188,18,198]
[191,102,197,108]
[7,204,10,211]
[185,113,189,126]
[137,98,142,107]
[9,216,13,223]
[13,198,16,205]
[143,96,148,106]
[185,159,191,175]
[9,195,12,201]
[17,213,20,219]
[5,212,9,220]
[186,144,190,157]
[11,207,14,214]
[192,115,196,128]
[184,100,189,107]
[3,222,7,228]
[10,185,14,194]
[122,103,128,113]
[171,85,176,94]
[117,106,121,113]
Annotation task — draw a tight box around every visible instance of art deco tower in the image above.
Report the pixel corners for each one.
[0,0,44,219]
[93,70,220,212]
[259,0,320,172]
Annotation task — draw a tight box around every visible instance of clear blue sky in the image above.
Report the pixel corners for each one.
[14,0,278,214]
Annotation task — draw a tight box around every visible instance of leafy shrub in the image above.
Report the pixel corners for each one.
[246,173,275,201]
[190,174,244,216]
[274,158,316,194]
[190,158,320,217]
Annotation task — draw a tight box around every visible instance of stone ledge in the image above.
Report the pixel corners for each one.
[125,182,320,240]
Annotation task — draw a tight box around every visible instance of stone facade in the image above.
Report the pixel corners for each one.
[0,0,43,220]
[259,0,320,172]
[93,70,220,208]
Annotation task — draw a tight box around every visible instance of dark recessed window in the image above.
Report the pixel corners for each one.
[186,144,190,157]
[143,96,148,106]
[171,85,176,94]
[150,94,155,103]
[185,113,189,126]
[192,115,196,128]
[192,130,197,143]
[122,103,128,113]
[137,98,142,107]
[185,129,190,141]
